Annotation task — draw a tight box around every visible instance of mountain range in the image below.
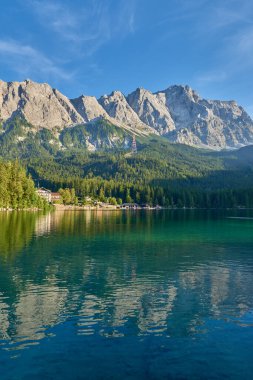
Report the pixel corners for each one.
[0,79,253,150]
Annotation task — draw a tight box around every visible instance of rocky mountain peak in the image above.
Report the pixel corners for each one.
[0,79,252,149]
[0,79,83,128]
[154,85,253,149]
[127,87,175,134]
[70,95,108,123]
[98,90,155,135]
[102,90,126,103]
[112,90,124,96]
[161,85,200,103]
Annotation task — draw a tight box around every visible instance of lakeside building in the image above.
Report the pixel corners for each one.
[36,188,61,203]
[36,187,52,203]
[51,192,61,202]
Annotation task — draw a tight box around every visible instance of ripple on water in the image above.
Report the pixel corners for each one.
[0,210,252,379]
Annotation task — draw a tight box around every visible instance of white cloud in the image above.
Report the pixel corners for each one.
[0,39,72,80]
[192,1,253,94]
[5,0,136,87]
[157,0,209,26]
[0,0,136,89]
[27,0,136,55]
[201,3,250,32]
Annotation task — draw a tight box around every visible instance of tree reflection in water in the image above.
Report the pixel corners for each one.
[0,210,252,353]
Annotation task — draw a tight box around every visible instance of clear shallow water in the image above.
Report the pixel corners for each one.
[0,209,253,379]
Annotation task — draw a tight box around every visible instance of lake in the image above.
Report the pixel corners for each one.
[0,209,253,379]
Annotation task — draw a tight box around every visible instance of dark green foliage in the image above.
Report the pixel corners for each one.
[1,116,253,208]
[60,124,89,148]
[60,119,130,150]
[59,188,78,205]
[0,160,47,209]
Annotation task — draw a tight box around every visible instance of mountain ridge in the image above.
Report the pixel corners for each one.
[0,79,253,150]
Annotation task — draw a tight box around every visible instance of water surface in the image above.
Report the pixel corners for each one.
[0,210,253,379]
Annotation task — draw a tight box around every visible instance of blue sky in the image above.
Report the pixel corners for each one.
[0,0,253,115]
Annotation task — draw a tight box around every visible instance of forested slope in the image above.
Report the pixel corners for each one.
[1,117,253,208]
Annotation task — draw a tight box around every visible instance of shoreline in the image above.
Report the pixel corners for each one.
[0,207,43,212]
[1,205,253,212]
[53,204,119,211]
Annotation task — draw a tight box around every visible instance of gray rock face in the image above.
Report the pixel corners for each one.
[71,93,152,136]
[0,79,252,149]
[127,87,175,134]
[0,79,83,129]
[98,91,155,135]
[70,95,108,122]
[155,85,253,149]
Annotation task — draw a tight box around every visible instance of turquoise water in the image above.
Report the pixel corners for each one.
[0,210,253,379]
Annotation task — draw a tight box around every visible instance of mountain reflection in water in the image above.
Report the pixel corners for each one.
[0,210,253,379]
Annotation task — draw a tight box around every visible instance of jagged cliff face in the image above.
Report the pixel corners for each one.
[0,80,83,129]
[155,85,253,149]
[70,95,108,123]
[0,79,253,150]
[127,88,175,134]
[98,91,154,136]
[70,93,151,137]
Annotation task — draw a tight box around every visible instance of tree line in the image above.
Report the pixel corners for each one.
[0,160,48,209]
[44,176,253,209]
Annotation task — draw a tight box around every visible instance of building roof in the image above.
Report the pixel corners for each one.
[37,187,51,193]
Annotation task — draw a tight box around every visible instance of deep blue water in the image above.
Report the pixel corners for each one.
[0,210,253,379]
